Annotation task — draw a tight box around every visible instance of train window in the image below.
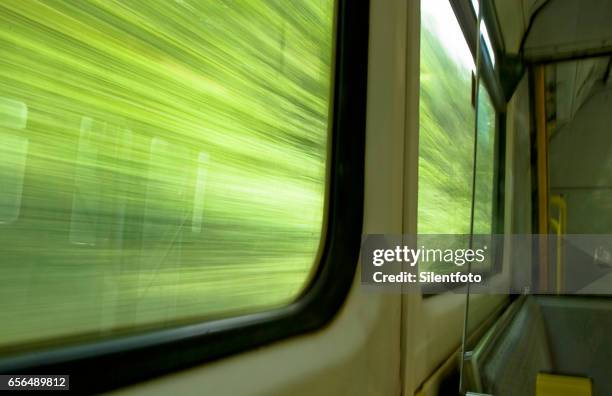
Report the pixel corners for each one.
[419,0,476,235]
[0,0,335,353]
[418,0,497,274]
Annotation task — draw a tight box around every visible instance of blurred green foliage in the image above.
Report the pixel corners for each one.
[418,7,496,271]
[0,0,333,352]
[0,0,497,353]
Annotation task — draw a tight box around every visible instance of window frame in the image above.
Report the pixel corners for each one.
[0,0,369,392]
[450,0,505,111]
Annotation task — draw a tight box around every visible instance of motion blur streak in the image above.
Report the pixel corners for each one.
[0,0,334,353]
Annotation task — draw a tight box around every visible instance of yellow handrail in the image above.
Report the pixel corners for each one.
[549,195,567,294]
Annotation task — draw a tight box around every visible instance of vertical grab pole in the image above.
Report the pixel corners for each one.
[534,65,549,293]
[459,0,483,393]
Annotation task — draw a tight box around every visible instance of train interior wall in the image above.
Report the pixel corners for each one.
[549,84,612,234]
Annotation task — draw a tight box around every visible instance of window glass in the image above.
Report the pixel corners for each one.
[418,0,496,273]
[419,0,475,235]
[480,21,496,66]
[473,84,496,234]
[0,0,334,352]
[470,0,496,65]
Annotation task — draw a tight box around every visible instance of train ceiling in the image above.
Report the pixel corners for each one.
[493,0,612,61]
[492,0,612,128]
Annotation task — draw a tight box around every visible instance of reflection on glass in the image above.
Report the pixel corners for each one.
[71,117,105,245]
[469,0,497,65]
[192,152,210,233]
[0,133,28,223]
[0,97,28,129]
[143,137,190,245]
[0,0,333,352]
